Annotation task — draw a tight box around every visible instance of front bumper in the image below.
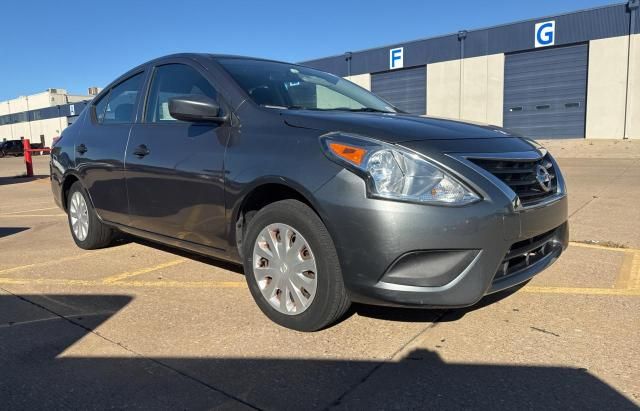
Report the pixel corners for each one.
[313,169,569,308]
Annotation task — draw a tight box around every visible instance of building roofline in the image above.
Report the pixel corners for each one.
[301,1,626,63]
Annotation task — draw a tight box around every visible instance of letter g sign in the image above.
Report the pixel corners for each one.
[535,21,555,48]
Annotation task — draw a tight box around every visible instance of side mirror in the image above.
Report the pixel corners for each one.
[168,95,227,123]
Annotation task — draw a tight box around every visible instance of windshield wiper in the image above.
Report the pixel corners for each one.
[261,104,303,110]
[345,107,392,113]
[320,107,392,113]
[261,105,391,113]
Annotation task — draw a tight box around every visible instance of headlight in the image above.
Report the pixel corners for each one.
[320,133,480,206]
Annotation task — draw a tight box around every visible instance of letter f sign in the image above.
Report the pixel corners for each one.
[390,47,404,69]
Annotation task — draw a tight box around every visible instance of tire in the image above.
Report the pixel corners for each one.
[66,181,116,249]
[242,199,351,332]
[0,151,4,158]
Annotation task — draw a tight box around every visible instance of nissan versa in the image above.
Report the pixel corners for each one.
[50,54,568,331]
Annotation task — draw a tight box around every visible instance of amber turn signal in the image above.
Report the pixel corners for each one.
[328,142,367,166]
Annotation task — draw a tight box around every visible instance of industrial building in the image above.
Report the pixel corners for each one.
[303,1,639,139]
[0,88,98,147]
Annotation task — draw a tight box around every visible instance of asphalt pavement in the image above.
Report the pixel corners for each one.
[1,142,639,410]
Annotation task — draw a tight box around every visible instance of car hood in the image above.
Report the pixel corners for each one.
[283,110,538,153]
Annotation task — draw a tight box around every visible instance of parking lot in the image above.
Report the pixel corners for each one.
[1,140,639,409]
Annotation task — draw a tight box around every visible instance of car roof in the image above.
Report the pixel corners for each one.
[148,53,298,67]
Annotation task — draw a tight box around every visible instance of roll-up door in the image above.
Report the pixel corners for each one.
[504,44,588,138]
[371,66,426,115]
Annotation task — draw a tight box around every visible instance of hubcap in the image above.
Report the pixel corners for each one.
[69,191,89,241]
[252,223,318,315]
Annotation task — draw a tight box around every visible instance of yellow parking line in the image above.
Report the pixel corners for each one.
[116,280,246,288]
[0,214,66,217]
[102,259,187,284]
[0,277,95,286]
[628,253,640,290]
[568,241,640,253]
[0,249,114,275]
[0,200,54,211]
[0,277,246,289]
[1,206,59,215]
[615,251,636,289]
[523,285,640,297]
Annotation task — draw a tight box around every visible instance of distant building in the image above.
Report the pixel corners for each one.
[0,87,101,147]
[302,1,640,139]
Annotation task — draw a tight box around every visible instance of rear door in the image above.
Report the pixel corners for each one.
[75,71,146,224]
[125,60,228,250]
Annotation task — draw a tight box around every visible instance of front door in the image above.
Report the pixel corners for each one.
[75,71,145,225]
[125,63,228,250]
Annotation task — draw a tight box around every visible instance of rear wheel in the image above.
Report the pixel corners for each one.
[242,199,350,331]
[67,182,116,249]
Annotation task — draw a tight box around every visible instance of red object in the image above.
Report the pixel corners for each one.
[23,139,33,177]
[22,139,52,177]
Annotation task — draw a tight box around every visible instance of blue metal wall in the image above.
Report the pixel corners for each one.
[0,101,89,126]
[371,66,426,115]
[503,44,589,138]
[302,3,632,76]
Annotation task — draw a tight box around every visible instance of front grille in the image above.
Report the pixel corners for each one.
[494,228,559,281]
[469,155,557,206]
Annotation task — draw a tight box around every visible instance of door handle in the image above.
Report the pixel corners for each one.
[133,144,150,158]
[76,144,87,155]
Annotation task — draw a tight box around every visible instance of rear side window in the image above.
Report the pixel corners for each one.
[145,64,217,123]
[95,72,144,124]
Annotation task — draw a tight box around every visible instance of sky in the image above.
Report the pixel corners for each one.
[0,0,620,101]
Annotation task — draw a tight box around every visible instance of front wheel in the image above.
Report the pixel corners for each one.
[242,199,351,332]
[66,182,116,249]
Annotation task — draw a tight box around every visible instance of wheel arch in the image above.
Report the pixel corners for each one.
[232,178,326,258]
[60,172,97,213]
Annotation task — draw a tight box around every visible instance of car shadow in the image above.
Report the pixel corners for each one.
[127,236,245,274]
[0,227,30,238]
[0,175,49,186]
[350,282,526,324]
[1,294,636,410]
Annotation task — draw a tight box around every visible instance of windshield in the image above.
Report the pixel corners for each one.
[217,58,397,113]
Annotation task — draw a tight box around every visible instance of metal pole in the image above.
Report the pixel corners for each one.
[23,139,33,177]
[26,96,33,141]
[345,52,353,77]
[625,0,639,139]
[458,30,468,119]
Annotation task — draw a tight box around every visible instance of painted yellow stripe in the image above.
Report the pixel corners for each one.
[102,259,187,283]
[523,285,640,297]
[615,251,636,289]
[0,278,95,286]
[2,274,636,295]
[0,200,55,211]
[0,249,114,275]
[0,214,66,217]
[568,241,640,253]
[116,280,246,289]
[0,277,246,289]
[629,252,640,290]
[1,206,59,215]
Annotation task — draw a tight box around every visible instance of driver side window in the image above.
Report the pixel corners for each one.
[145,64,217,123]
[94,72,144,124]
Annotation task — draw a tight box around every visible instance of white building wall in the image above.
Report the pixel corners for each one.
[426,54,504,126]
[0,88,91,146]
[0,118,66,146]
